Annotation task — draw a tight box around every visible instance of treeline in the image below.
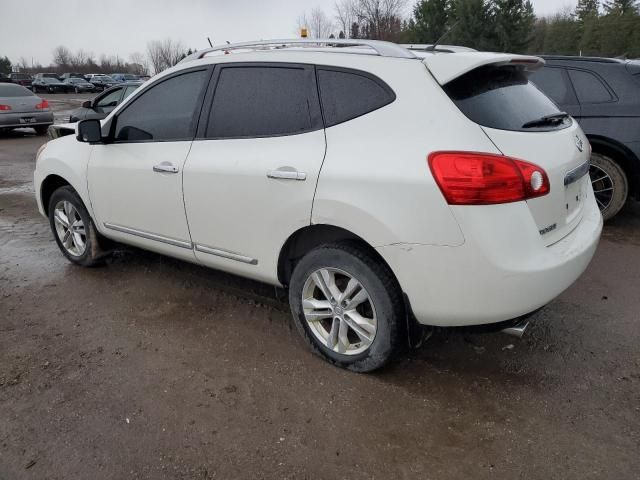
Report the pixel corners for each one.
[298,0,640,57]
[1,38,196,76]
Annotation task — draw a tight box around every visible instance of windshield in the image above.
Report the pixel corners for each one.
[443,65,570,132]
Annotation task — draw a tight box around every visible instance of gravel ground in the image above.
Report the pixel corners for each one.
[0,102,639,479]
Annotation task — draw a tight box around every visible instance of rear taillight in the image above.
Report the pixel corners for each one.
[0,104,11,111]
[35,99,49,110]
[428,151,550,205]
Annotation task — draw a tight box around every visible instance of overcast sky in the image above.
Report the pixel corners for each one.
[1,0,578,66]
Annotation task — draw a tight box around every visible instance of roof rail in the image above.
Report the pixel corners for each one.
[541,55,624,64]
[402,44,478,53]
[179,38,417,63]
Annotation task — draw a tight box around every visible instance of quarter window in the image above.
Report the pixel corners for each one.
[206,66,318,138]
[114,69,208,142]
[530,67,575,105]
[317,68,395,127]
[568,70,613,104]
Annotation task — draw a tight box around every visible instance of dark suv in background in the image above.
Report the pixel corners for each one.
[530,57,640,220]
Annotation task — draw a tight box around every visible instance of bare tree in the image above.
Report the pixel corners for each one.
[147,38,185,74]
[52,45,71,67]
[297,7,335,38]
[129,52,150,76]
[335,0,357,38]
[351,0,407,40]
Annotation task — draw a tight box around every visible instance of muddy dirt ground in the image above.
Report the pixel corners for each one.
[1,96,639,479]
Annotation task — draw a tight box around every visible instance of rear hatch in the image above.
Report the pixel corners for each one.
[425,53,591,245]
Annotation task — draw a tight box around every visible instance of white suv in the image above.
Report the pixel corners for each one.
[34,39,603,372]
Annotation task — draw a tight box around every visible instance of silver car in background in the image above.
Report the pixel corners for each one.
[0,83,53,135]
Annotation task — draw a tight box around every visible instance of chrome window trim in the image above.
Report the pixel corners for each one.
[194,244,258,265]
[104,223,192,249]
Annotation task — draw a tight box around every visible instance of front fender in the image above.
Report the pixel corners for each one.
[34,135,93,218]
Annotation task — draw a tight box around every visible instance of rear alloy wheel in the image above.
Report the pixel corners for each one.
[289,243,404,372]
[48,186,108,266]
[590,152,628,221]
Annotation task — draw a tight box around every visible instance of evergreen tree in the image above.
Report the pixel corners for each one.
[447,0,497,50]
[493,0,536,53]
[575,0,600,22]
[412,0,450,43]
[603,0,639,14]
[0,56,11,75]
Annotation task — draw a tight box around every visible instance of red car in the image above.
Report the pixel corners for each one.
[9,72,32,89]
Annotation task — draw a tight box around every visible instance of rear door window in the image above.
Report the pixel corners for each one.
[443,65,570,132]
[317,68,395,127]
[529,67,576,105]
[567,69,614,104]
[205,65,320,139]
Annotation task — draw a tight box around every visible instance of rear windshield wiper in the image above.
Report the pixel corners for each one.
[522,112,569,129]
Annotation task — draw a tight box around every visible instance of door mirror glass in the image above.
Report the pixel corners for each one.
[77,119,102,143]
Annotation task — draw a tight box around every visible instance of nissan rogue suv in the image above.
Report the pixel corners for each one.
[33,40,602,372]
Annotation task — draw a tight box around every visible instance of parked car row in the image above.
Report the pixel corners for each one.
[0,71,145,93]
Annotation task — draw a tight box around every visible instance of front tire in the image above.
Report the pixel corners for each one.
[48,186,107,266]
[289,243,405,372]
[590,152,628,221]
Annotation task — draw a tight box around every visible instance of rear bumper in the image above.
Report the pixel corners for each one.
[377,186,603,327]
[0,111,53,128]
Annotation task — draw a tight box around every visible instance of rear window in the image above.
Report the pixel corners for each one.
[443,65,570,132]
[0,84,34,97]
[317,68,395,127]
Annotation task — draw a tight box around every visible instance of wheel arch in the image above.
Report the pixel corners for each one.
[588,135,640,198]
[40,174,71,213]
[277,224,399,289]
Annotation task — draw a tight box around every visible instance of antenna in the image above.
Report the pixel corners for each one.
[426,19,461,51]
[207,37,213,48]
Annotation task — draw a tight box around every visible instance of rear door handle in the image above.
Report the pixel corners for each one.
[153,162,179,174]
[267,168,306,181]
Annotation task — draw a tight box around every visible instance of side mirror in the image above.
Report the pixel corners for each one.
[77,119,102,143]
[82,100,91,108]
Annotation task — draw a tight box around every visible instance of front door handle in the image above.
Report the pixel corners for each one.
[153,162,179,174]
[267,168,306,181]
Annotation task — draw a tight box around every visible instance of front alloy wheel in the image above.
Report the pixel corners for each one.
[48,186,107,266]
[53,200,86,257]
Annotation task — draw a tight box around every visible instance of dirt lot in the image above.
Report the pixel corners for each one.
[1,97,639,479]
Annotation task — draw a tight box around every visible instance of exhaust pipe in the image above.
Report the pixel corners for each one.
[501,319,529,338]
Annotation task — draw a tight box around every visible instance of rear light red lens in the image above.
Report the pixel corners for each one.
[35,99,49,110]
[428,151,550,205]
[0,104,11,111]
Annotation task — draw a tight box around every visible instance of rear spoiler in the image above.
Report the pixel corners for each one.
[422,52,545,85]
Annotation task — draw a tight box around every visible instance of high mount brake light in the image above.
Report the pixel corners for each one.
[428,151,550,205]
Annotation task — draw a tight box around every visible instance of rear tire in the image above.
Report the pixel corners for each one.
[590,152,628,221]
[48,186,108,267]
[34,125,48,135]
[289,243,405,372]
